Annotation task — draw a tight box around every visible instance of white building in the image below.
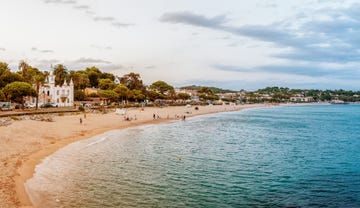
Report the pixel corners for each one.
[290,96,314,103]
[114,76,120,85]
[28,71,74,107]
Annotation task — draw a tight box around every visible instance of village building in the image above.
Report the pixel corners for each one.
[26,71,74,107]
[84,87,100,96]
[290,96,314,103]
[114,76,121,85]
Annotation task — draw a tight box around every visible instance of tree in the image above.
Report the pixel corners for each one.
[0,62,24,88]
[33,73,46,109]
[74,90,86,101]
[150,80,174,95]
[68,70,90,90]
[18,60,33,82]
[0,90,5,101]
[199,87,214,95]
[114,84,130,103]
[86,66,102,87]
[0,62,9,75]
[100,72,115,81]
[130,89,145,102]
[120,72,146,91]
[3,82,37,109]
[147,90,165,101]
[99,90,118,102]
[53,64,68,86]
[177,93,191,100]
[98,78,117,90]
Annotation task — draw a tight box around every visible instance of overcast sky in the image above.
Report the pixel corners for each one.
[1,0,360,90]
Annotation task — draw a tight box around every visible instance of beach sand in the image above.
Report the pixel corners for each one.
[0,104,264,208]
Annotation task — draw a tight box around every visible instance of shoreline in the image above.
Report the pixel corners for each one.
[0,104,316,207]
[7,104,265,207]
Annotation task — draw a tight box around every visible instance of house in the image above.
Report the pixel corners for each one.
[27,71,74,107]
[84,87,100,96]
[290,96,314,103]
[114,76,120,85]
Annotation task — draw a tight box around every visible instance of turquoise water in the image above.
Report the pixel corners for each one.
[26,105,360,207]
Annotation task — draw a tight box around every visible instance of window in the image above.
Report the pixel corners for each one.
[57,98,59,103]
[57,90,59,95]
[47,91,50,96]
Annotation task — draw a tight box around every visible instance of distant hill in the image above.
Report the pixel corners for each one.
[180,85,237,93]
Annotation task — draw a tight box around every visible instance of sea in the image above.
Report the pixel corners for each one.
[25,104,360,208]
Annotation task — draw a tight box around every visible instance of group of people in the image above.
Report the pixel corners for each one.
[79,112,186,125]
[124,115,137,121]
[153,114,161,119]
[80,112,87,124]
[153,113,186,120]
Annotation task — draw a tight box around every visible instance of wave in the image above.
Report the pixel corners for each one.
[85,136,109,147]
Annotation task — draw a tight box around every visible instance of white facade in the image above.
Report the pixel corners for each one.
[37,71,74,107]
[290,96,314,103]
[114,76,120,85]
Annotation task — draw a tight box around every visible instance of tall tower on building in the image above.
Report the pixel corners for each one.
[49,70,55,88]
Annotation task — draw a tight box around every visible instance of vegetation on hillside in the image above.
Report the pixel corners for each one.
[1,61,360,107]
[180,85,236,93]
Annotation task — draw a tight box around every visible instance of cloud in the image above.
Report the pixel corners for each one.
[27,59,60,70]
[159,6,360,65]
[112,21,134,28]
[145,65,156,69]
[73,57,112,64]
[43,0,133,29]
[31,47,54,53]
[214,64,360,79]
[99,64,124,72]
[256,2,278,8]
[227,43,237,47]
[160,11,226,28]
[44,0,76,4]
[90,44,112,50]
[93,16,115,22]
[93,17,134,27]
[73,5,90,10]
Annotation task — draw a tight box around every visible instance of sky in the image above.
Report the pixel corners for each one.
[1,0,360,90]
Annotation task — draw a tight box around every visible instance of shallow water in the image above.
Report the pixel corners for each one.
[26,105,360,207]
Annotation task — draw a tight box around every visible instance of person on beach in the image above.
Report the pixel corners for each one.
[153,113,156,119]
[80,118,82,124]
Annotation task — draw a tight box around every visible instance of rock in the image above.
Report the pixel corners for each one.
[30,115,53,122]
[0,118,13,126]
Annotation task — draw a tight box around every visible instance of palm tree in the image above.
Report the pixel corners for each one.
[34,74,45,109]
[53,64,68,86]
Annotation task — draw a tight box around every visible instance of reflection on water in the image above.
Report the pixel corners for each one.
[26,105,360,207]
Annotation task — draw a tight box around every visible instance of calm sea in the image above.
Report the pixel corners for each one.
[26,105,360,208]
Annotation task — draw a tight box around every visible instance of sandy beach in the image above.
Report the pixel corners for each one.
[0,104,265,208]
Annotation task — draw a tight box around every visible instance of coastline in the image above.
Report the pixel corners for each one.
[0,104,265,207]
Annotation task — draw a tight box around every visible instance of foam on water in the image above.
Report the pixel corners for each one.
[85,136,109,147]
[26,105,360,207]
